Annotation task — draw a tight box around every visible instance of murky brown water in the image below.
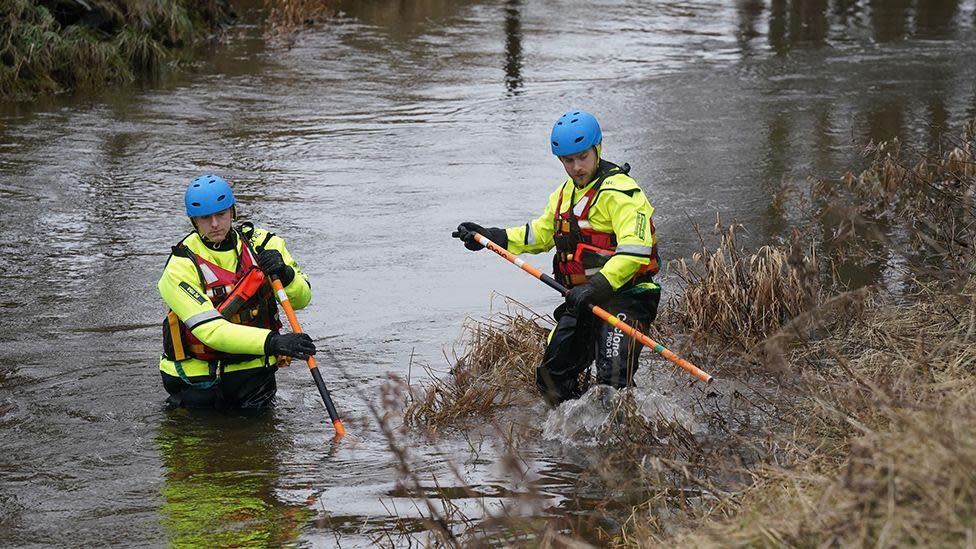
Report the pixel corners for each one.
[1,0,975,545]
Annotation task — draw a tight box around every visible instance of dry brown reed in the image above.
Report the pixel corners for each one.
[813,121,976,282]
[670,218,821,350]
[645,121,976,546]
[263,0,333,36]
[403,303,551,430]
[661,285,976,547]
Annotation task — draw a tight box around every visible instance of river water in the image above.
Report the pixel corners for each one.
[1,0,975,545]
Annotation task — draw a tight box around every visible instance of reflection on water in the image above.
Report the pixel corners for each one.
[503,0,523,95]
[1,0,975,545]
[750,0,969,50]
[156,410,311,546]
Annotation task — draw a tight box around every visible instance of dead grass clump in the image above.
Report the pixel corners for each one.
[670,219,821,349]
[813,124,976,280]
[1,0,233,100]
[263,0,334,37]
[663,283,976,547]
[403,305,551,430]
[631,120,976,547]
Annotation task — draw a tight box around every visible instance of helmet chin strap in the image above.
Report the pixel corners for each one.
[572,144,602,188]
[202,228,236,250]
[190,220,235,249]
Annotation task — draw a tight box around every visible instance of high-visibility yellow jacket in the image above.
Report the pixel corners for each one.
[157,226,311,378]
[505,163,659,291]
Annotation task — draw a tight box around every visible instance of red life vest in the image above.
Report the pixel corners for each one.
[163,229,281,365]
[552,162,659,288]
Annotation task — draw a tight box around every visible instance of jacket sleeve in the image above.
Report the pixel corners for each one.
[505,186,560,255]
[595,186,657,290]
[259,232,312,310]
[157,255,270,355]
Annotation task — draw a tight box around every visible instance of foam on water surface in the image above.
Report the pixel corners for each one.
[541,384,703,445]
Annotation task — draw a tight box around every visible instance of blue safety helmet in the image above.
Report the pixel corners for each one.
[184,175,236,217]
[550,110,602,156]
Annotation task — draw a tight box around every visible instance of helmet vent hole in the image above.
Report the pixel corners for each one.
[193,183,200,187]
[571,118,579,123]
[217,194,226,201]
[557,121,563,125]
[574,136,584,143]
[191,202,201,207]
[552,141,559,147]
[573,111,580,115]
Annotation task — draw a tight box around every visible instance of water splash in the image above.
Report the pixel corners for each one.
[540,384,703,446]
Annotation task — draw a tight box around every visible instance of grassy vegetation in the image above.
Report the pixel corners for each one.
[262,0,333,36]
[661,119,976,548]
[391,118,976,546]
[0,0,234,100]
[668,287,976,547]
[403,304,550,431]
[0,0,344,100]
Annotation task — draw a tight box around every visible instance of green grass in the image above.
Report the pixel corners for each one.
[0,0,233,100]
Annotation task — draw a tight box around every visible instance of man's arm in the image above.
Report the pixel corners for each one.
[258,232,312,310]
[505,185,561,255]
[158,256,270,355]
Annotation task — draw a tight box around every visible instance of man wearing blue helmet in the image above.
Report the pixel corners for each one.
[157,175,316,409]
[454,111,661,406]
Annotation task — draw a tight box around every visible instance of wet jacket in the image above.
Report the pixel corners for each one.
[505,160,659,291]
[158,225,311,378]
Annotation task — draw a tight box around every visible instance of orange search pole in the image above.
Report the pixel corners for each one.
[472,233,712,384]
[271,276,346,437]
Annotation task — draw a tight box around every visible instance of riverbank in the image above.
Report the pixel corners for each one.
[665,121,976,547]
[397,118,976,546]
[1,0,236,100]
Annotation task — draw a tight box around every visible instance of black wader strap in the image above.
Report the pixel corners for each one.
[238,223,276,254]
[238,223,280,370]
[586,160,626,210]
[172,242,206,288]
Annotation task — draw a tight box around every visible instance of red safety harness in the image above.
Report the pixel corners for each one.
[552,162,659,288]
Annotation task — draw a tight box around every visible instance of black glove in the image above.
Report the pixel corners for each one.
[256,249,295,286]
[265,332,316,359]
[565,272,613,312]
[452,222,508,251]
